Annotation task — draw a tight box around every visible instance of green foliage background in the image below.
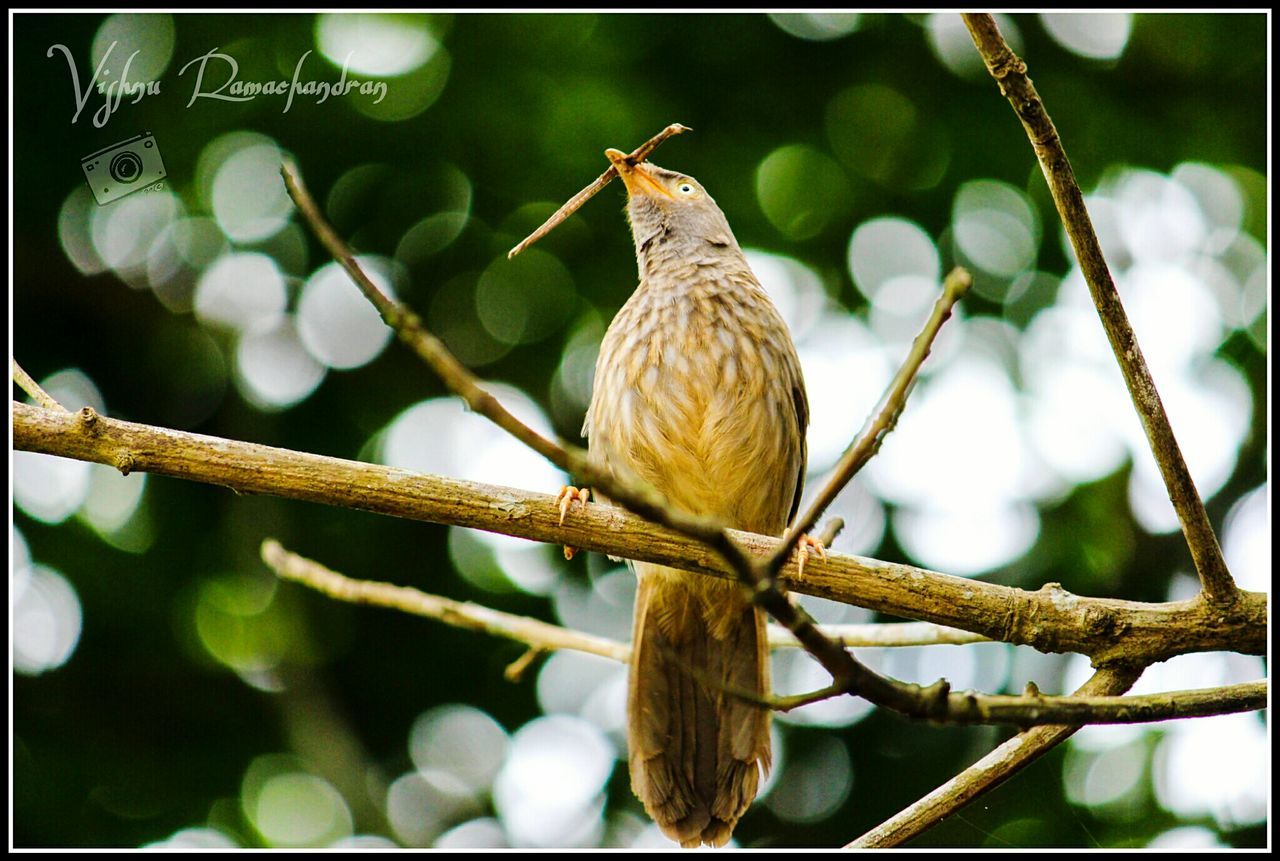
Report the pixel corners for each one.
[12,12,1268,849]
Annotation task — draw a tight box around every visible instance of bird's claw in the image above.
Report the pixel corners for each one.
[556,486,591,560]
[794,533,827,581]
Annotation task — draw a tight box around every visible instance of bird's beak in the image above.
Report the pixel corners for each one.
[606,148,673,199]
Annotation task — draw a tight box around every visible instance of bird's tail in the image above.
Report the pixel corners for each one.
[628,563,772,848]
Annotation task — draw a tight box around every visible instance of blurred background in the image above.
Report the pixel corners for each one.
[11,12,1268,849]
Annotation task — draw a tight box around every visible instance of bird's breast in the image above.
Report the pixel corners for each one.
[586,279,803,534]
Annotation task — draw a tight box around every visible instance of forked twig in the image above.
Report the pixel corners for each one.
[507,123,691,259]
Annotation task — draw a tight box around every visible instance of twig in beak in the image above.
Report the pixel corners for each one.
[507,123,691,259]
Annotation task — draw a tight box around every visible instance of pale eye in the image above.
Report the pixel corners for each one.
[678,182,695,195]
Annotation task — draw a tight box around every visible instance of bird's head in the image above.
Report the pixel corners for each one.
[604,148,740,272]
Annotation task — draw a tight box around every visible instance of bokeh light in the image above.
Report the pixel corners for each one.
[1064,735,1148,814]
[1221,485,1268,593]
[58,186,108,275]
[826,84,950,192]
[241,755,353,847]
[196,132,294,243]
[143,828,240,848]
[1148,826,1228,849]
[926,13,1024,79]
[194,251,287,334]
[77,464,151,552]
[315,13,441,77]
[13,450,93,525]
[768,13,861,41]
[297,256,399,369]
[409,704,510,795]
[951,178,1041,284]
[1153,712,1268,829]
[848,216,941,309]
[796,314,891,472]
[755,144,851,240]
[235,317,328,409]
[1040,13,1132,61]
[492,715,615,847]
[90,13,175,83]
[765,734,853,824]
[475,248,577,346]
[12,562,83,675]
[435,818,508,849]
[90,187,183,286]
[386,769,480,847]
[378,385,564,495]
[13,370,103,524]
[193,573,296,679]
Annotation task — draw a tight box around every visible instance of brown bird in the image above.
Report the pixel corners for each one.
[569,148,810,847]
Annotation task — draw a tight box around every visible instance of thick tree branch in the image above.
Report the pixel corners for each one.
[14,402,1265,669]
[962,13,1236,607]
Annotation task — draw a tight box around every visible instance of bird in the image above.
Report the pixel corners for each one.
[563,147,810,848]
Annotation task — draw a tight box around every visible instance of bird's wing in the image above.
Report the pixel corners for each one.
[787,380,809,527]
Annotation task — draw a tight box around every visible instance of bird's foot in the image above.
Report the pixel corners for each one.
[793,533,827,581]
[556,485,591,560]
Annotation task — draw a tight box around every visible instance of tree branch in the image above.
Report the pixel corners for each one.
[265,539,1264,728]
[961,13,1236,608]
[768,266,970,578]
[264,539,991,655]
[12,359,67,412]
[770,621,988,649]
[848,666,1142,848]
[14,402,1264,669]
[262,538,630,663]
[506,122,691,259]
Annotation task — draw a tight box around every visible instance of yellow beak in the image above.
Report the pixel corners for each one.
[605,148,673,199]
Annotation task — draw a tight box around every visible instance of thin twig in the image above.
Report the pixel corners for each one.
[767,621,988,649]
[961,14,1236,608]
[848,665,1142,848]
[814,516,845,549]
[767,267,970,579]
[12,359,67,412]
[504,647,547,682]
[506,123,691,259]
[776,675,1265,726]
[262,538,631,663]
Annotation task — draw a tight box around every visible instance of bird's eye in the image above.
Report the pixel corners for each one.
[678,182,695,195]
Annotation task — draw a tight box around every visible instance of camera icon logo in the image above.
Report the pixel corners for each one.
[81,133,167,205]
